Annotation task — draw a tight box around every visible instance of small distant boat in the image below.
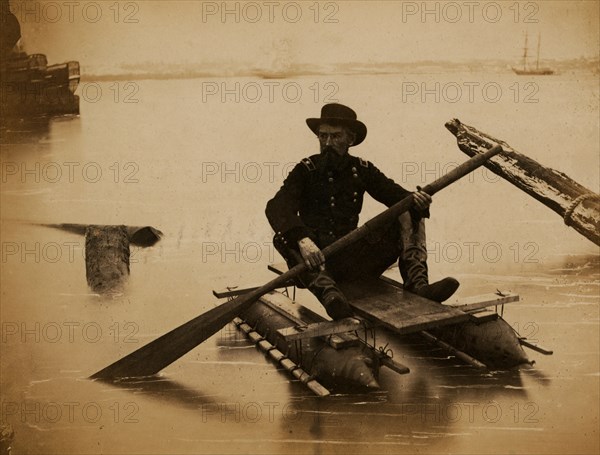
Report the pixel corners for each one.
[512,32,554,75]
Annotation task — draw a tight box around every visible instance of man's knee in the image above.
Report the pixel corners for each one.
[398,212,412,230]
[398,212,425,234]
[273,234,313,288]
[398,213,427,261]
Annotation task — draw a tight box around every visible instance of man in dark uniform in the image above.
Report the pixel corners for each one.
[266,103,459,320]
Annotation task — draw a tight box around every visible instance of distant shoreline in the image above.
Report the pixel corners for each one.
[81,59,599,82]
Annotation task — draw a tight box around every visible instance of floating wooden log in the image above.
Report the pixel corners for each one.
[85,225,130,293]
[40,223,163,246]
[445,119,600,246]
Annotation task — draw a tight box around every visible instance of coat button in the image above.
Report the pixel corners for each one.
[353,174,358,178]
[353,192,358,196]
[352,167,357,172]
[353,199,357,203]
[329,231,333,235]
[330,203,335,207]
[330,196,335,201]
[328,177,334,183]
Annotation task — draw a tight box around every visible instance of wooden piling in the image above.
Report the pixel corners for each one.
[85,225,130,293]
[39,223,161,293]
[41,223,163,246]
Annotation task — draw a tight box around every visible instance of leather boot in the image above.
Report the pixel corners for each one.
[411,277,460,303]
[308,270,354,320]
[400,257,460,303]
[398,212,459,303]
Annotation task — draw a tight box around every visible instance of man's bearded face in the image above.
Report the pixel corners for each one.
[318,124,354,157]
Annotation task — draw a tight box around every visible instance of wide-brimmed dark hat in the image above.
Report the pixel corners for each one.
[306,103,367,146]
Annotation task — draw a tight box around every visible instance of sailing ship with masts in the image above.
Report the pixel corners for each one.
[512,31,554,75]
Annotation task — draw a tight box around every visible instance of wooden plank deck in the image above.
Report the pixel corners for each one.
[338,279,469,335]
[268,263,469,336]
[380,274,519,312]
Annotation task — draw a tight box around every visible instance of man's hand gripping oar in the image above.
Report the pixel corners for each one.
[91,144,502,379]
[297,189,432,271]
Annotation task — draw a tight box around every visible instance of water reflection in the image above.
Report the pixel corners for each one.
[520,365,553,387]
[279,366,531,451]
[213,315,535,450]
[95,376,218,411]
[0,116,52,144]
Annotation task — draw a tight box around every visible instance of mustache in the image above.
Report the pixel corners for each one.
[323,146,343,169]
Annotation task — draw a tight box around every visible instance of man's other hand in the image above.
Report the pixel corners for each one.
[413,189,432,211]
[298,237,325,270]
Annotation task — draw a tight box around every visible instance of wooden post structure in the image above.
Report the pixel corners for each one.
[85,225,130,293]
[38,223,162,293]
[41,223,163,247]
[446,119,600,246]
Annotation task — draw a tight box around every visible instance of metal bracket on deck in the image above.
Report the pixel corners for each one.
[466,309,500,323]
[269,301,411,375]
[447,291,519,314]
[213,282,296,300]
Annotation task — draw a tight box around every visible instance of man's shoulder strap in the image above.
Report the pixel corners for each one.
[357,156,369,168]
[301,157,316,171]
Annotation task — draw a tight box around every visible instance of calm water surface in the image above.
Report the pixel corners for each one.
[1,73,598,454]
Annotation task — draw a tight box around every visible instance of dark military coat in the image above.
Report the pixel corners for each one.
[266,152,426,248]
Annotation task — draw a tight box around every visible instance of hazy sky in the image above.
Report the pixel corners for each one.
[13,1,600,71]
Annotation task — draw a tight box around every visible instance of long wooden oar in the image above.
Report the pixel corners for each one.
[92,145,502,379]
